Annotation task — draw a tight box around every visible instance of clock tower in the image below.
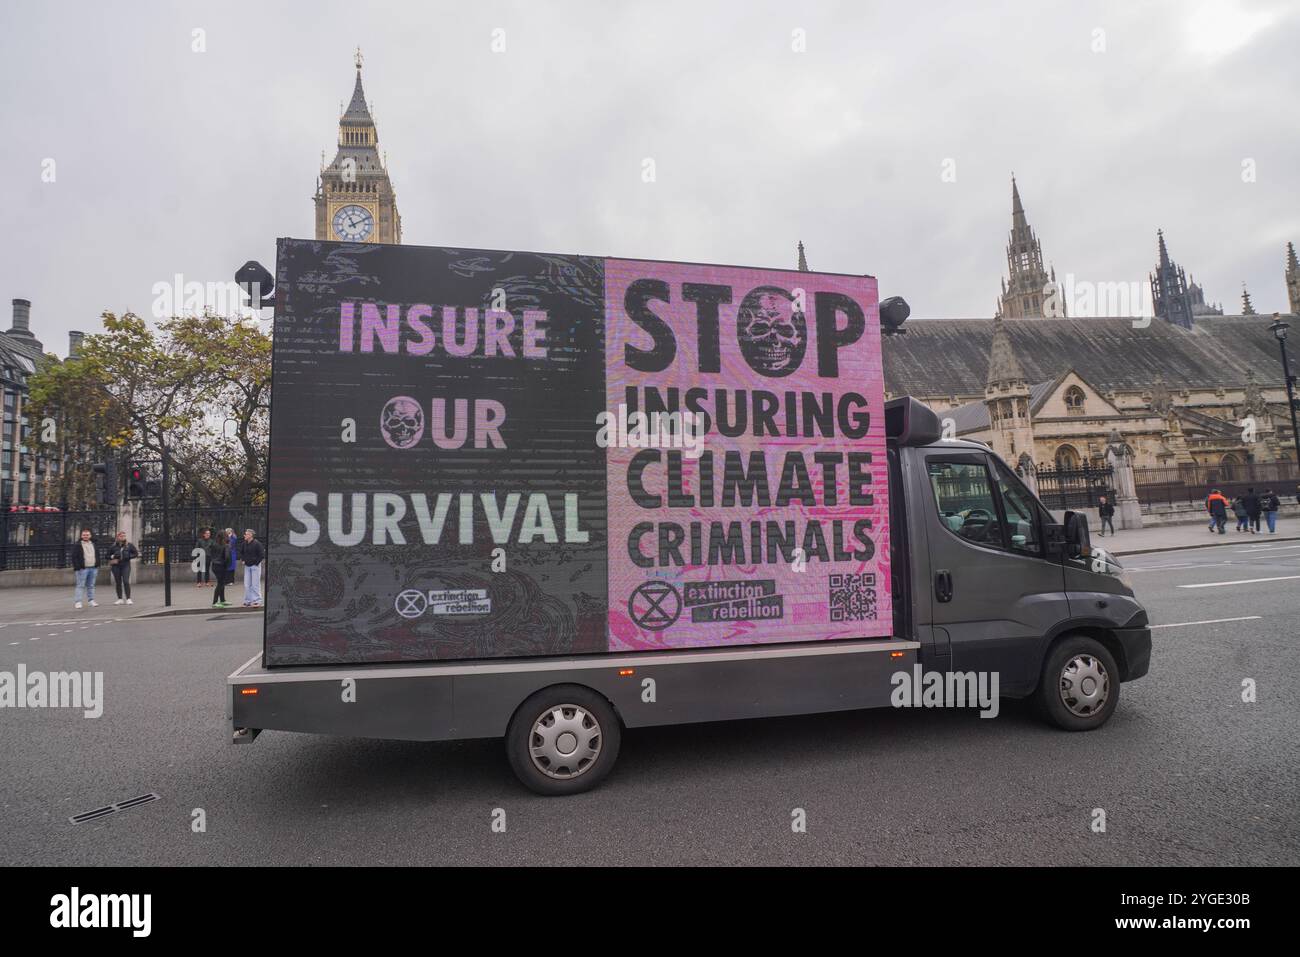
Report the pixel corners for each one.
[314,49,402,244]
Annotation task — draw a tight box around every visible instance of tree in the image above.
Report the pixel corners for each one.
[26,311,271,506]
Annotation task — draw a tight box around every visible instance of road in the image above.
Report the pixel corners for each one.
[1,538,1297,866]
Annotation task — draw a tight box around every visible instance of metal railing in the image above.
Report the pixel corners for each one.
[0,501,267,571]
[1133,462,1300,509]
[1034,464,1114,510]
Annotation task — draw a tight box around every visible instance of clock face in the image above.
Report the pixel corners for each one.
[332,204,375,242]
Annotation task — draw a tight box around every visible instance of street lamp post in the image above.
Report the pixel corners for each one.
[1269,314,1300,469]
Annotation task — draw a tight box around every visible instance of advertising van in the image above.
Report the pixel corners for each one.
[229,239,1151,794]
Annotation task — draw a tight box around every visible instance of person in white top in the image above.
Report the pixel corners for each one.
[70,528,100,609]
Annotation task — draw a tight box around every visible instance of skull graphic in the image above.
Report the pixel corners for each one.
[737,286,806,377]
[380,396,424,449]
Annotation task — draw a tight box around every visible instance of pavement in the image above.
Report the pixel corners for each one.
[0,577,262,626]
[0,535,1296,866]
[1099,521,1298,556]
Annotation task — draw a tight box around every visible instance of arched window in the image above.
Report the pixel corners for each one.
[1064,386,1086,415]
[1220,452,1243,480]
[1054,445,1082,470]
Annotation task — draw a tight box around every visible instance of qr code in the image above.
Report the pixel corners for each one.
[829,573,877,622]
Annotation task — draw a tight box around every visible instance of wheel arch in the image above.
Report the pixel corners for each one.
[1031,618,1132,693]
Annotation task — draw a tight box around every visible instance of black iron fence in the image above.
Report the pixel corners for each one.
[0,502,267,572]
[1134,462,1300,509]
[136,502,267,565]
[1035,464,1114,510]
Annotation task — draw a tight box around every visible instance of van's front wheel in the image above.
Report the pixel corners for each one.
[1036,635,1119,731]
[506,685,621,795]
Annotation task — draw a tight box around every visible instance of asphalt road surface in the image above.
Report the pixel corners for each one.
[2,538,1297,866]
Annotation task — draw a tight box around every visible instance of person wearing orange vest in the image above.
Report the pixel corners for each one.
[1205,489,1229,534]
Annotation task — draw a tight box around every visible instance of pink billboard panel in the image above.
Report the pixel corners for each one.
[603,259,892,651]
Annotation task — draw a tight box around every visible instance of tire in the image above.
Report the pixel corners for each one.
[1034,634,1120,731]
[506,685,622,796]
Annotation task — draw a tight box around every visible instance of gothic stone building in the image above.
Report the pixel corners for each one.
[871,179,1300,473]
[882,314,1297,471]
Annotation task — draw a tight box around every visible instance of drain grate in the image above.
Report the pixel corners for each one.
[69,792,160,825]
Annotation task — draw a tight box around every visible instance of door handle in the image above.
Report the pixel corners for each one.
[934,569,953,603]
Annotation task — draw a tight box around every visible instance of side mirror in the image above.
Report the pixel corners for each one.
[1063,511,1091,559]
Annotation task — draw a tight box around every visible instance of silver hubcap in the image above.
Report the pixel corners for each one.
[528,704,602,779]
[1059,654,1110,717]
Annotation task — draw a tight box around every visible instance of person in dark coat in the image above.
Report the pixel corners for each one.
[107,531,140,605]
[1242,487,1262,534]
[240,529,265,607]
[195,527,214,586]
[1097,495,1116,536]
[1205,489,1229,534]
[211,532,232,607]
[1261,488,1281,534]
[1231,495,1249,531]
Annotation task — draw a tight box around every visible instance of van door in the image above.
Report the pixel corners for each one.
[918,451,1068,693]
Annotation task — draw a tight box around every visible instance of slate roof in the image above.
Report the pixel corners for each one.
[883,315,1295,399]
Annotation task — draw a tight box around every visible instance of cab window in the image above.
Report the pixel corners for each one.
[991,461,1043,556]
[927,460,1003,548]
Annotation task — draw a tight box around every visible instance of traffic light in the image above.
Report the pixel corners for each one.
[93,459,119,505]
[127,464,146,500]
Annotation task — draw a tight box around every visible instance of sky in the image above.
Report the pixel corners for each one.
[1,0,1298,356]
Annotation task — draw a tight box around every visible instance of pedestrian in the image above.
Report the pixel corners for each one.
[195,527,214,586]
[107,530,139,605]
[69,527,100,609]
[1243,487,1262,534]
[1205,489,1229,534]
[1261,487,1281,534]
[241,528,265,607]
[224,527,239,584]
[1231,494,1249,532]
[211,532,232,608]
[1097,495,1116,537]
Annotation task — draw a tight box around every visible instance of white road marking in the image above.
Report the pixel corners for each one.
[30,637,41,641]
[8,642,18,646]
[1233,545,1300,553]
[1178,575,1300,589]
[47,633,57,637]
[1150,616,1263,629]
[1128,552,1300,572]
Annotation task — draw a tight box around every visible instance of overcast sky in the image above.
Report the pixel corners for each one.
[2,0,1297,355]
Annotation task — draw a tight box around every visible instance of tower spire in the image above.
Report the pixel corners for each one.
[997,175,1060,319]
[1286,241,1300,315]
[1240,282,1257,315]
[797,240,808,272]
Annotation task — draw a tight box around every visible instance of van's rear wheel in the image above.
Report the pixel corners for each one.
[1036,635,1119,731]
[506,685,621,795]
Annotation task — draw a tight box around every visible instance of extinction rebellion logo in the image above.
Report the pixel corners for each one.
[629,579,786,631]
[395,588,491,618]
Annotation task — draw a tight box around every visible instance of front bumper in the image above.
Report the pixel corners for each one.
[1115,625,1152,682]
